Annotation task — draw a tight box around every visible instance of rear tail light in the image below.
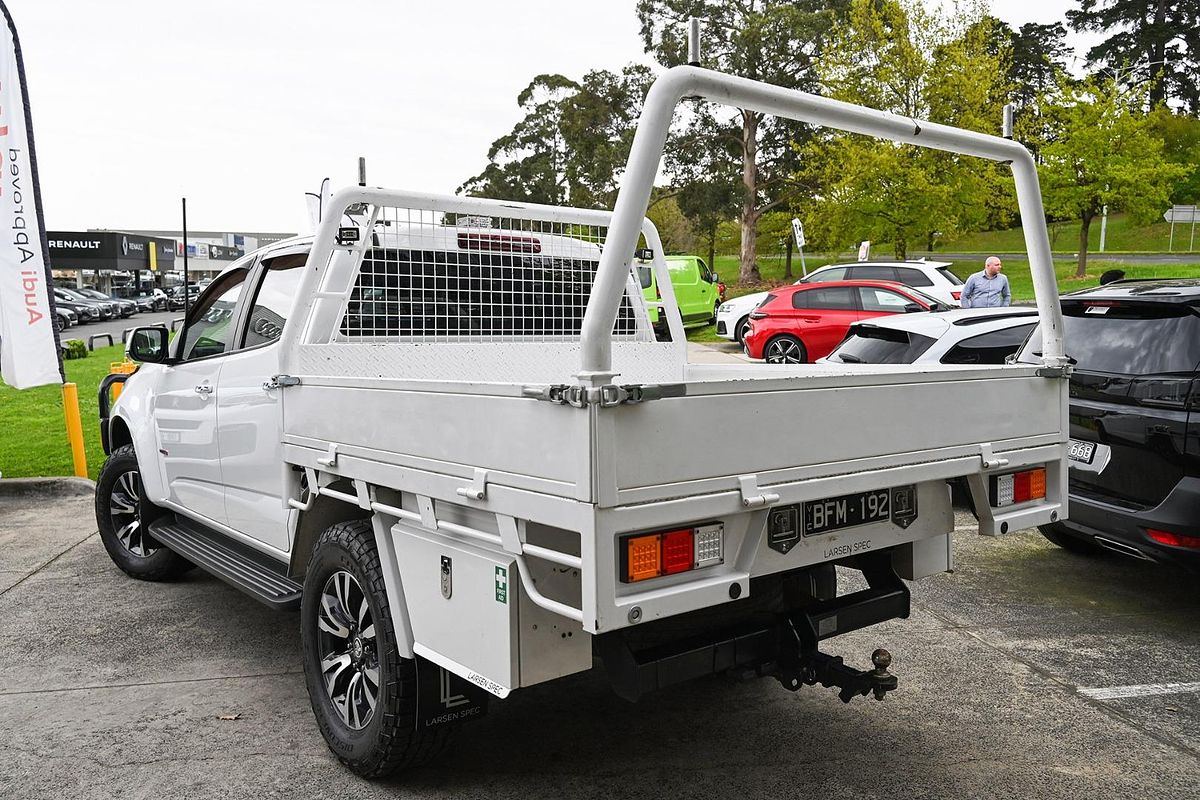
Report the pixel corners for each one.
[749,311,769,319]
[951,291,961,300]
[1145,528,1200,549]
[456,232,541,253]
[988,467,1047,507]
[620,524,724,583]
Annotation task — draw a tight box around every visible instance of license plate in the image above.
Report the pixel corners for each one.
[803,488,892,536]
[766,485,918,555]
[1068,439,1096,464]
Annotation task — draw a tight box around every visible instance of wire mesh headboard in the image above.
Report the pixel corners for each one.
[285,190,686,386]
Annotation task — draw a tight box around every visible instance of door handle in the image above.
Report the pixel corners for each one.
[194,384,213,396]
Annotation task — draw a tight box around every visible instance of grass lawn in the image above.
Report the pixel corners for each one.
[940,212,1199,254]
[0,343,127,480]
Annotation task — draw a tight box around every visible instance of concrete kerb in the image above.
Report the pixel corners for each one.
[0,477,95,499]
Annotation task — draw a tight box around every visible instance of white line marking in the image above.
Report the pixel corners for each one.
[1078,681,1200,701]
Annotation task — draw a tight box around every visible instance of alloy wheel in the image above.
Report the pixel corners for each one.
[765,337,804,364]
[109,470,157,556]
[317,570,380,731]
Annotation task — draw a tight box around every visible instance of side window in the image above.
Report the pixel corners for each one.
[859,287,913,312]
[849,265,897,281]
[894,267,934,287]
[242,253,309,348]
[178,270,248,361]
[809,267,846,282]
[805,287,857,310]
[791,291,809,309]
[941,323,1037,365]
[697,259,713,282]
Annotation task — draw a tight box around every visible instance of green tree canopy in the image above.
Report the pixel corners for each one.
[1067,0,1200,111]
[1039,77,1188,276]
[458,65,653,208]
[797,0,1014,259]
[637,0,847,283]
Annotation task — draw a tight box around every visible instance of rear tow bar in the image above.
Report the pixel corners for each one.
[775,552,907,702]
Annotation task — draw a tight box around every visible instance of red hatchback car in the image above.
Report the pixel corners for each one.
[743,280,940,363]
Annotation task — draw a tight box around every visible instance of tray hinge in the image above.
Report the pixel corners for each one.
[738,474,781,508]
[979,442,1010,471]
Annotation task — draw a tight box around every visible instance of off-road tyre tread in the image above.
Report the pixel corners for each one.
[302,519,456,779]
[95,444,193,581]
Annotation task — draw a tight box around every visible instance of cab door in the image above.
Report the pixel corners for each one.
[215,248,310,552]
[667,257,705,323]
[153,265,251,525]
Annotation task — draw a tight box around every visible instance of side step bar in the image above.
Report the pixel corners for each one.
[148,516,302,611]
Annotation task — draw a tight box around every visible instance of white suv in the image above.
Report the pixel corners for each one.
[803,260,964,307]
[715,260,964,343]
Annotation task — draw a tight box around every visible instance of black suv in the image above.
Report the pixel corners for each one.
[1021,279,1200,569]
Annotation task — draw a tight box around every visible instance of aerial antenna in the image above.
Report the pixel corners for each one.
[358,156,367,187]
[1002,103,1014,140]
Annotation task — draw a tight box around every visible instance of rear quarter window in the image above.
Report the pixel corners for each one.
[832,326,937,364]
[940,323,1036,365]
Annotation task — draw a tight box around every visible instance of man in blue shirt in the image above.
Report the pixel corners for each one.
[961,256,1011,308]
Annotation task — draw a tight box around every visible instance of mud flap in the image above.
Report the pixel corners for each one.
[415,656,490,730]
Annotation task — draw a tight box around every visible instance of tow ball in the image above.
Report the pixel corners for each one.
[776,643,899,703]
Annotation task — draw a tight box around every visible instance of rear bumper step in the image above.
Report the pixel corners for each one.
[148,516,301,611]
[598,553,909,702]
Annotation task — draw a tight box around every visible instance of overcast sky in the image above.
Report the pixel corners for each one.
[8,0,1101,234]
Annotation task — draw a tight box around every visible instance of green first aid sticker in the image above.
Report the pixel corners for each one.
[495,566,508,604]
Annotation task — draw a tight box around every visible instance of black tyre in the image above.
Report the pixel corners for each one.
[764,334,807,364]
[302,519,455,778]
[709,302,720,325]
[1038,523,1106,556]
[734,315,751,344]
[95,444,193,581]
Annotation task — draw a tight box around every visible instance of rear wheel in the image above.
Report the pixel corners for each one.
[709,301,720,325]
[1039,523,1106,556]
[764,334,807,364]
[95,444,193,581]
[302,519,456,778]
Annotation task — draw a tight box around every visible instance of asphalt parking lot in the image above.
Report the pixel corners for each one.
[61,310,181,348]
[2,481,1198,799]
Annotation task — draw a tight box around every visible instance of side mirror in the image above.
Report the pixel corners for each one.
[634,248,654,262]
[127,326,169,363]
[711,272,720,283]
[904,303,923,313]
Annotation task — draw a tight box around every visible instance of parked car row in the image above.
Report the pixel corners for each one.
[716,259,964,344]
[50,284,170,332]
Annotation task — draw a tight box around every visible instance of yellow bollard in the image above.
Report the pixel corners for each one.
[61,382,88,478]
[108,361,136,401]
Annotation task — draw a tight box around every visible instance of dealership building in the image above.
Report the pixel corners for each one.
[47,228,296,291]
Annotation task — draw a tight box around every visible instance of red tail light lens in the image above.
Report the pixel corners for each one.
[660,530,695,574]
[1146,529,1200,549]
[951,291,961,300]
[457,232,541,253]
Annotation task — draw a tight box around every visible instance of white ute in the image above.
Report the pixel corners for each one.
[95,66,1070,779]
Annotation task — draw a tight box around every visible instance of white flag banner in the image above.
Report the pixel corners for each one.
[0,1,60,389]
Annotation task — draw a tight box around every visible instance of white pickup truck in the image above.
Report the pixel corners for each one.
[95,66,1070,779]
